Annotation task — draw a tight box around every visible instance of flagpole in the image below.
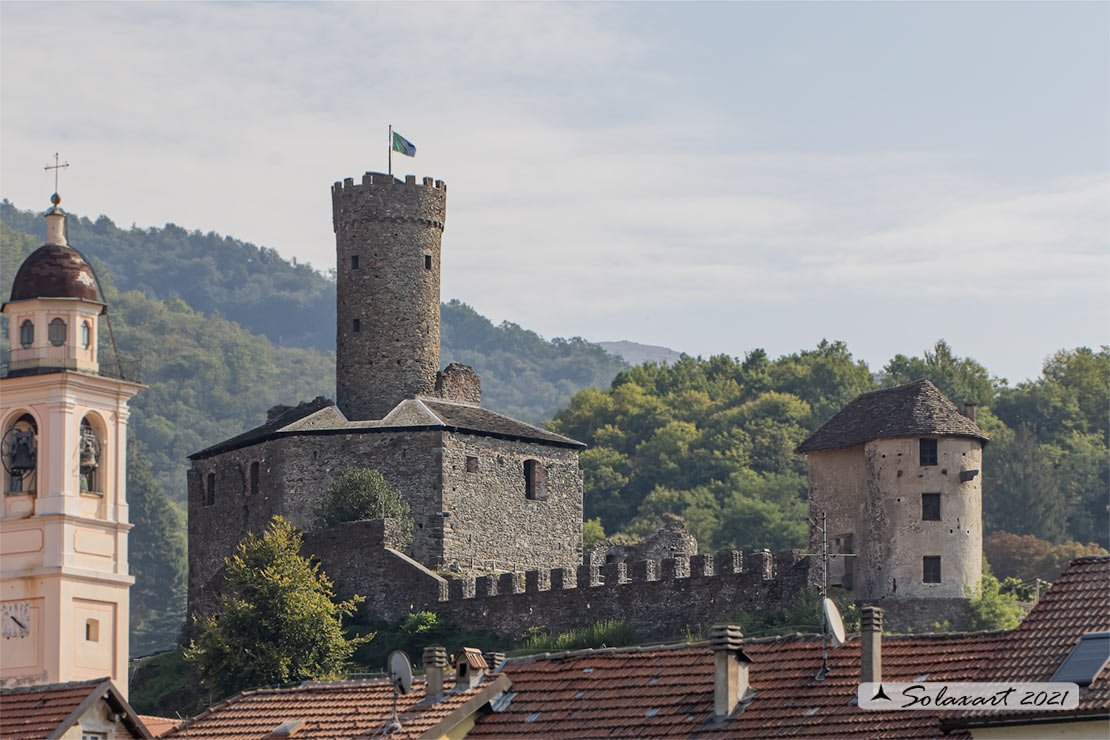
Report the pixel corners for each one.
[388,124,392,176]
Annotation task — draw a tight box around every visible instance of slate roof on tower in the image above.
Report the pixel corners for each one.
[189,396,583,460]
[795,378,987,453]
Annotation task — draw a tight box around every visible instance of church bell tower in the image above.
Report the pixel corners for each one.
[0,193,143,696]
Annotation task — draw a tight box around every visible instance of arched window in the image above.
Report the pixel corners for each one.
[48,318,67,346]
[79,417,101,493]
[19,320,33,348]
[81,321,91,349]
[3,414,38,494]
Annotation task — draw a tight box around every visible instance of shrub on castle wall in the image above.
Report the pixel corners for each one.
[313,468,414,548]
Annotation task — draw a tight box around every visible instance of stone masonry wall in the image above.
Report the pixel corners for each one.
[440,433,582,573]
[188,428,584,617]
[301,520,810,640]
[333,173,447,421]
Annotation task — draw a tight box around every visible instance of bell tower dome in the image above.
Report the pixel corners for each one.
[1,192,143,696]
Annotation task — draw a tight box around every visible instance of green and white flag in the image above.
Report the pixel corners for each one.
[391,131,416,157]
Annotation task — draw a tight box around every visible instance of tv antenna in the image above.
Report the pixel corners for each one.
[384,650,413,734]
[804,511,855,680]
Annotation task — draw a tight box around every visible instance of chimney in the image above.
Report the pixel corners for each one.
[963,401,977,421]
[454,647,488,691]
[484,651,506,673]
[710,624,751,717]
[423,645,448,702]
[861,606,883,684]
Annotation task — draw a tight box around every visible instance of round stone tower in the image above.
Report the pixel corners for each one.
[332,172,447,421]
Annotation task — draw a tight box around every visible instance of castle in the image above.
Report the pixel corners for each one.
[187,170,988,637]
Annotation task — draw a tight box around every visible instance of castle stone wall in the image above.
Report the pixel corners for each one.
[333,173,447,421]
[440,433,582,573]
[300,521,810,640]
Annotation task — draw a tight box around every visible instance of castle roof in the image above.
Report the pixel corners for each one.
[189,396,583,460]
[795,378,987,454]
[6,243,105,308]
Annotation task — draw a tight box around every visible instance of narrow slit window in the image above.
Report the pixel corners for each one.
[249,461,260,496]
[524,459,547,500]
[353,318,361,332]
[20,320,33,348]
[81,321,91,349]
[351,255,360,269]
[424,254,432,270]
[923,556,941,583]
[48,318,67,346]
[919,438,938,466]
[921,493,941,521]
[205,473,216,506]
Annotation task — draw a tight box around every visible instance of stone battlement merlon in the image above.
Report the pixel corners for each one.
[331,173,447,233]
[438,549,806,604]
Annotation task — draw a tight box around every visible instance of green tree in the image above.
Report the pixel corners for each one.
[968,565,1026,631]
[128,442,187,656]
[985,425,1070,542]
[313,469,414,545]
[185,516,368,701]
[883,340,1001,407]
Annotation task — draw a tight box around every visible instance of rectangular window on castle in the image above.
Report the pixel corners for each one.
[351,255,359,269]
[922,492,941,521]
[249,461,260,496]
[919,438,938,466]
[353,318,361,332]
[205,473,215,507]
[466,455,478,473]
[923,556,942,583]
[524,459,547,500]
[424,253,432,270]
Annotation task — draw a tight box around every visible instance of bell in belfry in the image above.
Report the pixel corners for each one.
[4,428,36,476]
[79,428,100,471]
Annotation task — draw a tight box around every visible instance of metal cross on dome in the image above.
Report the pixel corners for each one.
[45,152,69,194]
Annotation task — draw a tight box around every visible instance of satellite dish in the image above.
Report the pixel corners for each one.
[389,650,414,695]
[823,598,846,647]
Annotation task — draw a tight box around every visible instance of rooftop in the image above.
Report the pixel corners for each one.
[0,677,150,739]
[162,673,509,739]
[795,378,988,453]
[189,395,583,460]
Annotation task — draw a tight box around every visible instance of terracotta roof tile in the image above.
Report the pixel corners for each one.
[0,677,150,738]
[163,674,506,739]
[796,379,987,453]
[0,679,109,739]
[471,557,1110,739]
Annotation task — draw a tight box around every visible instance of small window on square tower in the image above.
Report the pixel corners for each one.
[249,461,260,496]
[524,459,547,500]
[205,473,215,506]
[923,556,941,583]
[919,438,938,466]
[424,253,432,270]
[922,492,941,521]
[85,618,99,642]
[466,455,478,473]
[351,255,359,269]
[353,318,361,332]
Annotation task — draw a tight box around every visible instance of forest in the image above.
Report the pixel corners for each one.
[2,203,1107,657]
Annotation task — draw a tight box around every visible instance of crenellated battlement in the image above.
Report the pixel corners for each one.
[431,547,809,640]
[331,172,447,235]
[332,172,447,194]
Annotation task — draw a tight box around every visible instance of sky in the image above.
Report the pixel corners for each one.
[2,1,1107,384]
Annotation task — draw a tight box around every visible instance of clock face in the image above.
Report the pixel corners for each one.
[2,601,31,639]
